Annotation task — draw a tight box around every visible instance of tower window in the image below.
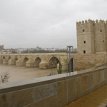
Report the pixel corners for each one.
[83,50,86,54]
[84,41,86,44]
[82,29,85,32]
[100,29,102,32]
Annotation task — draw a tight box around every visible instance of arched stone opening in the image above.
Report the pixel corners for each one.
[7,56,11,64]
[2,56,5,60]
[15,57,18,61]
[2,56,9,65]
[49,57,61,68]
[8,56,11,60]
[49,57,62,74]
[23,57,29,66]
[14,57,18,65]
[8,56,11,61]
[0,56,3,64]
[34,57,41,67]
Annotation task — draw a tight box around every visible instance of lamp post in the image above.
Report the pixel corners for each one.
[66,46,74,104]
[67,46,74,73]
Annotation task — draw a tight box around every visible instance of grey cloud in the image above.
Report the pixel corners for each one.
[0,0,107,48]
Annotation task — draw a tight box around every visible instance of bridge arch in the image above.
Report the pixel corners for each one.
[0,56,4,64]
[7,56,11,64]
[14,57,18,65]
[15,57,18,61]
[23,57,29,66]
[34,57,41,67]
[48,56,62,69]
[8,56,11,61]
[2,56,5,59]
[8,56,11,60]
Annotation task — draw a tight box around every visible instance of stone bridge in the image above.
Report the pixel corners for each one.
[0,53,68,71]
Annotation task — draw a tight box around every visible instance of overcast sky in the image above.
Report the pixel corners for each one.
[0,0,107,49]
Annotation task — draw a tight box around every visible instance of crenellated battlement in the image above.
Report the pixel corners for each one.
[77,19,107,25]
[77,19,94,24]
[94,19,107,24]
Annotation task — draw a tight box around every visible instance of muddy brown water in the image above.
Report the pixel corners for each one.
[66,85,107,107]
[0,64,57,83]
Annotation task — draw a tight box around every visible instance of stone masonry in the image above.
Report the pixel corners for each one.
[77,19,107,54]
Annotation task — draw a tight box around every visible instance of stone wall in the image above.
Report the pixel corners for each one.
[0,66,107,107]
[74,53,107,71]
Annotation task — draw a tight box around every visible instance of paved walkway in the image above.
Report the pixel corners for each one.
[66,85,107,107]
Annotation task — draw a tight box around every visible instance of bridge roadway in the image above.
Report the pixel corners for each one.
[0,53,67,71]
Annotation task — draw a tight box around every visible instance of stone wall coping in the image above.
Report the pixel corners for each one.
[0,66,106,94]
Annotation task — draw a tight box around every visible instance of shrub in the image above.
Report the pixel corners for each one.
[0,72,9,84]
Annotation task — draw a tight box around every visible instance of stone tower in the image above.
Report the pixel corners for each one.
[94,20,107,52]
[76,20,95,54]
[76,19,107,54]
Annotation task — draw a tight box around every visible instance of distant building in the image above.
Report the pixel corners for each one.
[0,45,4,51]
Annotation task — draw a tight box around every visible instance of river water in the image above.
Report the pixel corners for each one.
[0,64,57,83]
[66,85,107,107]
